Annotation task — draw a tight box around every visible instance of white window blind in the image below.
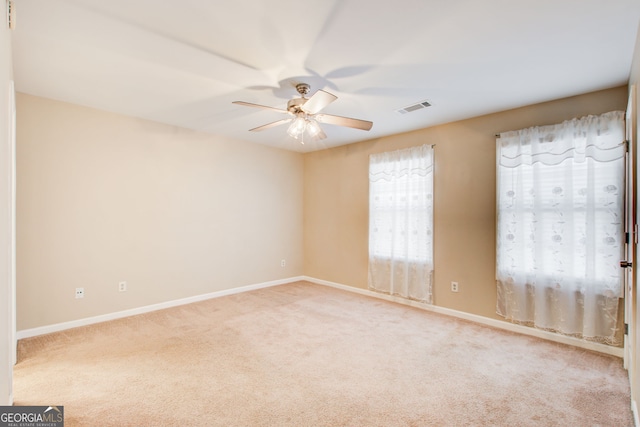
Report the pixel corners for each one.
[496,111,625,344]
[368,144,434,303]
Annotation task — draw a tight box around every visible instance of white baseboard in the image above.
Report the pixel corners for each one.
[16,276,305,340]
[302,276,625,358]
[632,399,639,427]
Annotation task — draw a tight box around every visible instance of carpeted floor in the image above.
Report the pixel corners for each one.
[13,281,634,426]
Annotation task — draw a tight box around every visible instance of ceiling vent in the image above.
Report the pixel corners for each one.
[396,100,431,114]
[7,0,15,30]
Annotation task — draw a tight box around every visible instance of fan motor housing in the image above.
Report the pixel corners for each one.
[287,97,307,114]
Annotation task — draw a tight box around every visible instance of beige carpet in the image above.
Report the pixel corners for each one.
[14,281,633,426]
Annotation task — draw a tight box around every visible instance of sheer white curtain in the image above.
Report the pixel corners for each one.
[496,111,625,344]
[368,144,434,303]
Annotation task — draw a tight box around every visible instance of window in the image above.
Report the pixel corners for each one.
[496,111,625,344]
[368,144,434,303]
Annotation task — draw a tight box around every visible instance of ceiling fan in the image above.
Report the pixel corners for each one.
[233,83,373,144]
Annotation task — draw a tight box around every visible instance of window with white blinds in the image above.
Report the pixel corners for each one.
[496,111,625,344]
[368,144,434,303]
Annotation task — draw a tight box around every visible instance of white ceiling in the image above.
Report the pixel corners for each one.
[11,0,640,152]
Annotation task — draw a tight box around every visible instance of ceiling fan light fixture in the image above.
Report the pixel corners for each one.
[306,119,321,137]
[287,116,306,138]
[234,83,372,143]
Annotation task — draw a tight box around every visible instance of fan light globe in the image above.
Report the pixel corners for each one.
[306,119,321,137]
[287,117,306,138]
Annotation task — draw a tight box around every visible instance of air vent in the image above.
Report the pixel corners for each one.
[7,0,15,30]
[396,100,431,115]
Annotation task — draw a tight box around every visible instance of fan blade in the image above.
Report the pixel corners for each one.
[233,101,289,114]
[315,113,373,131]
[301,90,337,115]
[249,118,292,132]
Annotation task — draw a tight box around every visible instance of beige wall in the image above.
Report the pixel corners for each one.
[16,93,304,330]
[304,86,628,320]
[1,0,13,405]
[629,20,640,420]
[17,87,630,329]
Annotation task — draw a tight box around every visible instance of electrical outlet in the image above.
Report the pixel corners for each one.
[281,259,286,267]
[75,287,84,299]
[119,281,127,292]
[451,281,459,293]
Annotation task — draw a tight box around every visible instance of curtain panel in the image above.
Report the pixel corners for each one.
[496,111,626,344]
[368,144,434,303]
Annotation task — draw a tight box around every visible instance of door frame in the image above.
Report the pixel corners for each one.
[625,86,635,368]
[625,84,637,388]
